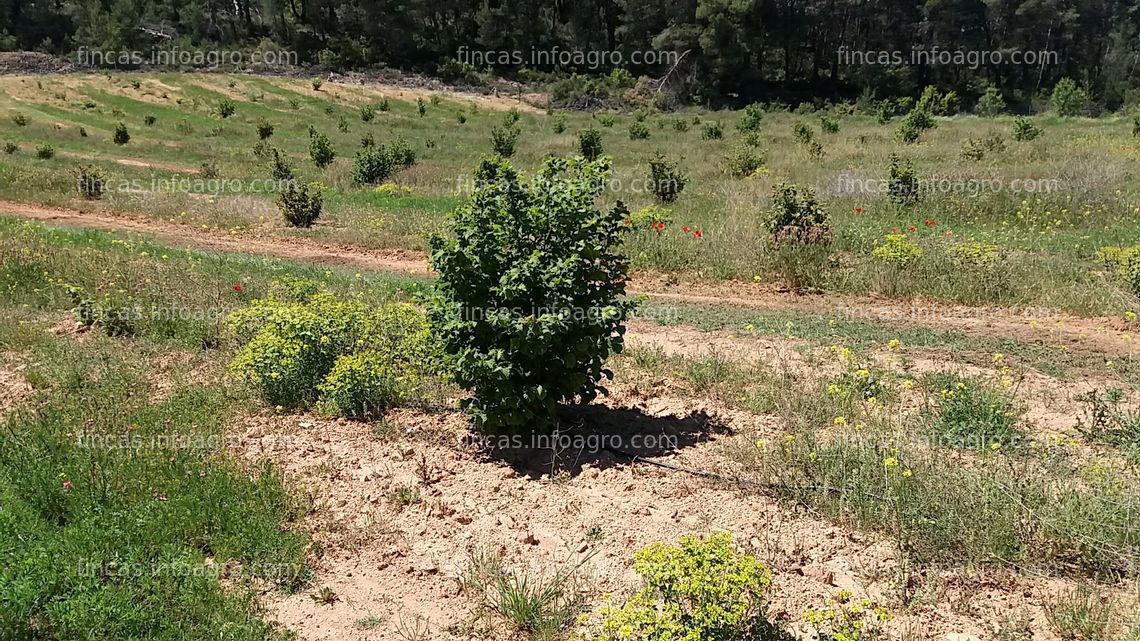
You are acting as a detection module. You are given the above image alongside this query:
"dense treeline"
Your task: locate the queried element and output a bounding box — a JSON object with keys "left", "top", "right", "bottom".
{"left": 3, "top": 0, "right": 1139, "bottom": 109}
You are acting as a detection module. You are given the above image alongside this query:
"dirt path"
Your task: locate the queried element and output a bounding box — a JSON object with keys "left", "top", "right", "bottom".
{"left": 1, "top": 199, "right": 1135, "bottom": 356}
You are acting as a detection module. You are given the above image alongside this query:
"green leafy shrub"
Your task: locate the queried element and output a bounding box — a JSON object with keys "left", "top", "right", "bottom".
{"left": 875, "top": 100, "right": 895, "bottom": 124}
{"left": 35, "top": 144, "right": 54, "bottom": 159}
{"left": 378, "top": 97, "right": 390, "bottom": 111}
{"left": 896, "top": 108, "right": 934, "bottom": 143}
{"left": 360, "top": 104, "right": 376, "bottom": 122}
{"left": 457, "top": 112, "right": 467, "bottom": 124}
{"left": 277, "top": 182, "right": 323, "bottom": 227}
{"left": 337, "top": 115, "right": 349, "bottom": 133}
{"left": 578, "top": 127, "right": 604, "bottom": 160}
{"left": 976, "top": 87, "right": 1006, "bottom": 116}
{"left": 143, "top": 114, "right": 156, "bottom": 126}
{"left": 11, "top": 112, "right": 27, "bottom": 126}
{"left": 309, "top": 130, "right": 336, "bottom": 168}
{"left": 923, "top": 374, "right": 1022, "bottom": 451}
{"left": 737, "top": 103, "right": 764, "bottom": 132}
{"left": 765, "top": 182, "right": 830, "bottom": 244}
{"left": 723, "top": 142, "right": 766, "bottom": 178}
{"left": 629, "top": 121, "right": 650, "bottom": 140}
{"left": 353, "top": 145, "right": 394, "bottom": 185}
{"left": 360, "top": 132, "right": 375, "bottom": 148}
{"left": 552, "top": 113, "right": 567, "bottom": 133}
{"left": 389, "top": 136, "right": 416, "bottom": 167}
{"left": 427, "top": 156, "right": 636, "bottom": 431}
{"left": 74, "top": 164, "right": 106, "bottom": 199}
{"left": 672, "top": 118, "right": 689, "bottom": 132}
{"left": 701, "top": 121, "right": 723, "bottom": 139}
{"left": 269, "top": 148, "right": 294, "bottom": 181}
{"left": 1051, "top": 77, "right": 1089, "bottom": 116}
{"left": 217, "top": 98, "right": 236, "bottom": 118}
{"left": 819, "top": 115, "right": 840, "bottom": 133}
{"left": 113, "top": 122, "right": 130, "bottom": 145}
{"left": 3, "top": 142, "right": 16, "bottom": 154}
{"left": 311, "top": 77, "right": 323, "bottom": 91}
{"left": 806, "top": 140, "right": 825, "bottom": 159}
{"left": 256, "top": 119, "right": 274, "bottom": 139}
{"left": 1012, "top": 117, "right": 1042, "bottom": 141}
{"left": 417, "top": 97, "right": 426, "bottom": 116}
{"left": 872, "top": 233, "right": 922, "bottom": 265}
{"left": 576, "top": 533, "right": 773, "bottom": 641}
{"left": 491, "top": 121, "right": 521, "bottom": 157}
{"left": 199, "top": 160, "right": 219, "bottom": 178}
{"left": 647, "top": 153, "right": 687, "bottom": 203}
{"left": 887, "top": 153, "right": 920, "bottom": 205}
{"left": 915, "top": 85, "right": 958, "bottom": 116}
{"left": 792, "top": 122, "right": 814, "bottom": 145}
{"left": 598, "top": 115, "right": 615, "bottom": 127}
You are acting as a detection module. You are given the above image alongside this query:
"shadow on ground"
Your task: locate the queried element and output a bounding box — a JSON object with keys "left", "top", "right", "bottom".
{"left": 473, "top": 402, "right": 731, "bottom": 480}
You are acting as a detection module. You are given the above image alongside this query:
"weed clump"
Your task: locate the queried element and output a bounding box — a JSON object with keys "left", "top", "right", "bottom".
{"left": 227, "top": 289, "right": 435, "bottom": 415}
{"left": 576, "top": 533, "right": 774, "bottom": 641}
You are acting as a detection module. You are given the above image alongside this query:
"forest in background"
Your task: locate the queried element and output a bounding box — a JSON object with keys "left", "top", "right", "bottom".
{"left": 2, "top": 0, "right": 1139, "bottom": 110}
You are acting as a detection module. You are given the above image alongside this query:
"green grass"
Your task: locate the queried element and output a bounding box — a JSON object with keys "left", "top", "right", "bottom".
{"left": 0, "top": 73, "right": 1138, "bottom": 314}
{"left": 617, "top": 344, "right": 1140, "bottom": 579}
{"left": 0, "top": 321, "right": 309, "bottom": 639}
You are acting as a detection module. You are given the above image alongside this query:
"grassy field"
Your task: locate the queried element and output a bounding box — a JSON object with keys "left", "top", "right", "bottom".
{"left": 0, "top": 73, "right": 1138, "bottom": 315}
{"left": 1, "top": 72, "right": 1139, "bottom": 641}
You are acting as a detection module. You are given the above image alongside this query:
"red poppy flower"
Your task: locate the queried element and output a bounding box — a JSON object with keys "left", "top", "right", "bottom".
{"left": 232, "top": 283, "right": 243, "bottom": 292}
{"left": 924, "top": 219, "right": 938, "bottom": 226}
{"left": 681, "top": 226, "right": 690, "bottom": 232}
{"left": 890, "top": 227, "right": 900, "bottom": 234}
{"left": 855, "top": 207, "right": 863, "bottom": 214}
{"left": 657, "top": 222, "right": 666, "bottom": 230}
{"left": 624, "top": 218, "right": 632, "bottom": 225}
{"left": 693, "top": 229, "right": 703, "bottom": 238}
{"left": 907, "top": 225, "right": 917, "bottom": 232}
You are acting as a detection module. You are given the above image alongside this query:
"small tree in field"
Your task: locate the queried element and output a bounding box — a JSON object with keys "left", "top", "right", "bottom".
{"left": 428, "top": 156, "right": 637, "bottom": 431}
